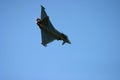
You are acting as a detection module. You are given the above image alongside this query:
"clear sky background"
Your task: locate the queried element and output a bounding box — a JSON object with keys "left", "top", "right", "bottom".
{"left": 0, "top": 0, "right": 120, "bottom": 80}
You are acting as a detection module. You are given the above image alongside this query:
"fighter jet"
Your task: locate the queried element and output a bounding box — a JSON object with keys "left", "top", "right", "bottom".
{"left": 36, "top": 6, "right": 71, "bottom": 46}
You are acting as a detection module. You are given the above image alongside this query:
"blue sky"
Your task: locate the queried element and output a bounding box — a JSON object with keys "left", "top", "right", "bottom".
{"left": 0, "top": 0, "right": 120, "bottom": 80}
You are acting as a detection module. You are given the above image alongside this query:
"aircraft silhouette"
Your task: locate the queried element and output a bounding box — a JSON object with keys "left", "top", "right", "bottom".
{"left": 36, "top": 6, "right": 71, "bottom": 46}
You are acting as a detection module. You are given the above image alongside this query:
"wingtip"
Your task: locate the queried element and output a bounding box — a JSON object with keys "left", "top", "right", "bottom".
{"left": 41, "top": 5, "right": 45, "bottom": 9}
